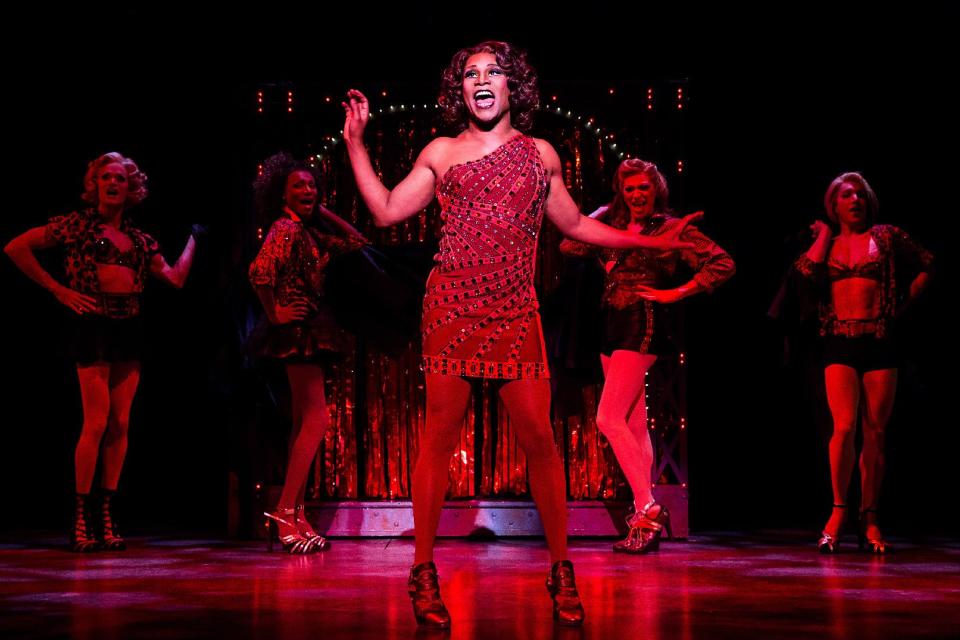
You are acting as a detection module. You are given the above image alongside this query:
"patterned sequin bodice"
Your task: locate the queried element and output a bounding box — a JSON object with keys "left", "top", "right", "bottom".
{"left": 44, "top": 209, "right": 160, "bottom": 293}
{"left": 249, "top": 215, "right": 363, "bottom": 312}
{"left": 422, "top": 134, "right": 550, "bottom": 379}
{"left": 794, "top": 224, "right": 935, "bottom": 338}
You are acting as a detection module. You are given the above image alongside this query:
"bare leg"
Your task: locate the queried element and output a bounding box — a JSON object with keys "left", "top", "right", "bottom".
{"left": 75, "top": 364, "right": 112, "bottom": 494}
{"left": 499, "top": 379, "right": 568, "bottom": 563}
{"left": 277, "top": 363, "right": 329, "bottom": 511}
{"left": 823, "top": 364, "right": 861, "bottom": 537}
{"left": 412, "top": 374, "right": 472, "bottom": 565}
{"left": 598, "top": 351, "right": 657, "bottom": 511}
{"left": 859, "top": 368, "right": 897, "bottom": 543}
{"left": 100, "top": 361, "right": 141, "bottom": 491}
{"left": 286, "top": 385, "right": 315, "bottom": 534}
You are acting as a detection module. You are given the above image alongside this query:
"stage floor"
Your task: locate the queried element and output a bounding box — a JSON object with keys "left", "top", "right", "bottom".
{"left": 2, "top": 533, "right": 959, "bottom": 639}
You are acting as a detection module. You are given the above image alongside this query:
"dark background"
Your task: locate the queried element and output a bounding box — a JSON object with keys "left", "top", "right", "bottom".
{"left": 1, "top": 3, "right": 955, "bottom": 536}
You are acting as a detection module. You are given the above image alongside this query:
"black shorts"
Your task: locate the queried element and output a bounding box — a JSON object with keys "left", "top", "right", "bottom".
{"left": 822, "top": 335, "right": 899, "bottom": 373}
{"left": 602, "top": 301, "right": 668, "bottom": 356}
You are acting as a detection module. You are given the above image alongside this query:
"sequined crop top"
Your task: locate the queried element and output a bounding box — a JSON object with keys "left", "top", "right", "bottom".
{"left": 94, "top": 237, "right": 139, "bottom": 269}
{"left": 44, "top": 209, "right": 161, "bottom": 293}
{"left": 826, "top": 256, "right": 883, "bottom": 282}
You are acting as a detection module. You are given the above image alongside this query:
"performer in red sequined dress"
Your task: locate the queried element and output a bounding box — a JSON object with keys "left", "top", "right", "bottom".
{"left": 422, "top": 133, "right": 551, "bottom": 380}
{"left": 343, "top": 41, "right": 699, "bottom": 628}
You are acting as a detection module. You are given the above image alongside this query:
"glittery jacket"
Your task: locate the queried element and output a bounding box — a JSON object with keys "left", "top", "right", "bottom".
{"left": 44, "top": 209, "right": 160, "bottom": 293}
{"left": 248, "top": 214, "right": 367, "bottom": 359}
{"left": 249, "top": 216, "right": 366, "bottom": 310}
{"left": 793, "top": 224, "right": 934, "bottom": 338}
{"left": 560, "top": 211, "right": 735, "bottom": 309}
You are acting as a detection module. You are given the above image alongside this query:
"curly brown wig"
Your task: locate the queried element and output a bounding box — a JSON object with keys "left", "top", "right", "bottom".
{"left": 438, "top": 40, "right": 539, "bottom": 133}
{"left": 81, "top": 152, "right": 148, "bottom": 207}
{"left": 252, "top": 152, "right": 320, "bottom": 225}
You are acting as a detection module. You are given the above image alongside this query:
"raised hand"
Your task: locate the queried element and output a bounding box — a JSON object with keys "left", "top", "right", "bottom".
{"left": 190, "top": 224, "right": 209, "bottom": 240}
{"left": 342, "top": 89, "right": 370, "bottom": 146}
{"left": 810, "top": 220, "right": 831, "bottom": 239}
